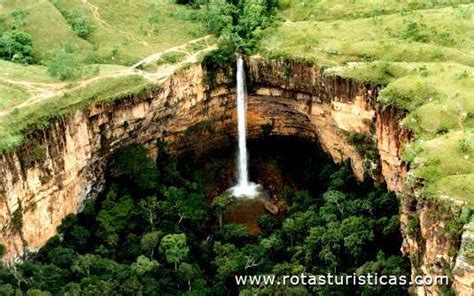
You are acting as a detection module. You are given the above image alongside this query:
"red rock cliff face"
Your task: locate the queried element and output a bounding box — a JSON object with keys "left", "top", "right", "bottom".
{"left": 0, "top": 57, "right": 471, "bottom": 295}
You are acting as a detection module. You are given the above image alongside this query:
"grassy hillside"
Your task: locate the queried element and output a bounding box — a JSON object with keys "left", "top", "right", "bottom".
{"left": 0, "top": 0, "right": 214, "bottom": 153}
{"left": 261, "top": 2, "right": 474, "bottom": 204}
{"left": 0, "top": 0, "right": 204, "bottom": 64}
{"left": 281, "top": 0, "right": 473, "bottom": 21}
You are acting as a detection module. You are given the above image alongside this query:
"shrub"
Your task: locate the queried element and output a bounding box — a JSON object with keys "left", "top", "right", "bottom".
{"left": 19, "top": 137, "right": 47, "bottom": 170}
{"left": 11, "top": 9, "right": 29, "bottom": 29}
{"left": 68, "top": 10, "right": 95, "bottom": 40}
{"left": 459, "top": 137, "right": 472, "bottom": 153}
{"left": 47, "top": 46, "right": 84, "bottom": 80}
{"left": 405, "top": 215, "right": 420, "bottom": 237}
{"left": 50, "top": 1, "right": 95, "bottom": 40}
{"left": 11, "top": 204, "right": 23, "bottom": 234}
{"left": 346, "top": 132, "right": 378, "bottom": 161}
{"left": 0, "top": 30, "right": 34, "bottom": 64}
{"left": 401, "top": 20, "right": 429, "bottom": 43}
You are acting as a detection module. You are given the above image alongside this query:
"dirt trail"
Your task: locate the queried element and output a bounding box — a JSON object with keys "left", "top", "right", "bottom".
{"left": 131, "top": 35, "right": 213, "bottom": 68}
{"left": 0, "top": 37, "right": 216, "bottom": 117}
{"left": 81, "top": 0, "right": 111, "bottom": 29}
{"left": 81, "top": 0, "right": 154, "bottom": 50}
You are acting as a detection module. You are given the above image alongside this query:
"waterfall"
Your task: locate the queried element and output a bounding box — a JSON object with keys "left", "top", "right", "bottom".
{"left": 230, "top": 56, "right": 260, "bottom": 198}
{"left": 236, "top": 56, "right": 249, "bottom": 187}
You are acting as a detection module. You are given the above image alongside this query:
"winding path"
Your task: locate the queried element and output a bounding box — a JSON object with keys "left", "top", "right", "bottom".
{"left": 0, "top": 36, "right": 215, "bottom": 117}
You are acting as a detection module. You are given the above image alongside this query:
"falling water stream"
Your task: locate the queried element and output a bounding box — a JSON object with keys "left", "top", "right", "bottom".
{"left": 229, "top": 56, "right": 260, "bottom": 198}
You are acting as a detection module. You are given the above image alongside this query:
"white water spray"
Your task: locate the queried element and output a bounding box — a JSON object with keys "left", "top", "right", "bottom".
{"left": 230, "top": 56, "right": 260, "bottom": 198}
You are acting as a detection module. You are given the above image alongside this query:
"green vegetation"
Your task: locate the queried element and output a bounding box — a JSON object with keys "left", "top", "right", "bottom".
{"left": 11, "top": 202, "right": 23, "bottom": 234}
{"left": 346, "top": 132, "right": 378, "bottom": 161}
{"left": 0, "top": 0, "right": 205, "bottom": 64}
{"left": 0, "top": 0, "right": 213, "bottom": 156}
{"left": 259, "top": 2, "right": 474, "bottom": 204}
{"left": 49, "top": 2, "right": 95, "bottom": 40}
{"left": 0, "top": 74, "right": 153, "bottom": 153}
{"left": 191, "top": 0, "right": 279, "bottom": 71}
{"left": 0, "top": 30, "right": 35, "bottom": 64}
{"left": 156, "top": 51, "right": 187, "bottom": 65}
{"left": 47, "top": 45, "right": 85, "bottom": 80}
{"left": 281, "top": 0, "right": 472, "bottom": 21}
{"left": 0, "top": 142, "right": 409, "bottom": 295}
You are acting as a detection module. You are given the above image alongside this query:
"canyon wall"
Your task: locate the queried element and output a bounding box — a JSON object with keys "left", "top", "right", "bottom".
{"left": 247, "top": 57, "right": 472, "bottom": 295}
{"left": 0, "top": 57, "right": 471, "bottom": 294}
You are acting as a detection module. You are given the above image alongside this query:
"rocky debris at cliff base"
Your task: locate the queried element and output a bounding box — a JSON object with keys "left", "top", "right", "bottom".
{"left": 264, "top": 200, "right": 279, "bottom": 215}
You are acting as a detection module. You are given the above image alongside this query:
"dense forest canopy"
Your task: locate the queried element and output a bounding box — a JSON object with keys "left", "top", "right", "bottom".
{"left": 0, "top": 139, "right": 411, "bottom": 295}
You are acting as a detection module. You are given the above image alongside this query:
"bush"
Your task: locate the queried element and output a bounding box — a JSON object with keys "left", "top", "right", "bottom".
{"left": 459, "top": 137, "right": 472, "bottom": 153}
{"left": 346, "top": 132, "right": 378, "bottom": 160}
{"left": 401, "top": 20, "right": 429, "bottom": 43}
{"left": 0, "top": 30, "right": 34, "bottom": 64}
{"left": 68, "top": 10, "right": 95, "bottom": 40}
{"left": 47, "top": 46, "right": 84, "bottom": 80}
{"left": 50, "top": 1, "right": 95, "bottom": 40}
{"left": 11, "top": 9, "right": 29, "bottom": 29}
{"left": 11, "top": 204, "right": 23, "bottom": 234}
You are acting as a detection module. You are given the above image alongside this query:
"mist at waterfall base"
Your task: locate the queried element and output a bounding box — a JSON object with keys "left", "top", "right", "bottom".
{"left": 228, "top": 56, "right": 261, "bottom": 198}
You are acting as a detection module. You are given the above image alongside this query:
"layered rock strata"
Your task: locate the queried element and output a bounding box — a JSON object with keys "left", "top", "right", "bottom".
{"left": 0, "top": 57, "right": 471, "bottom": 295}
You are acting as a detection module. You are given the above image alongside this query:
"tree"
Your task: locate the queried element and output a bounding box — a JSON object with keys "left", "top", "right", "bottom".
{"left": 68, "top": 10, "right": 94, "bottom": 40}
{"left": 110, "top": 145, "right": 158, "bottom": 193}
{"left": 211, "top": 194, "right": 234, "bottom": 228}
{"left": 140, "top": 231, "right": 161, "bottom": 259}
{"left": 235, "top": 0, "right": 271, "bottom": 52}
{"left": 282, "top": 211, "right": 315, "bottom": 247}
{"left": 199, "top": 0, "right": 277, "bottom": 54}
{"left": 26, "top": 289, "right": 51, "bottom": 296}
{"left": 0, "top": 284, "right": 15, "bottom": 296}
{"left": 47, "top": 46, "right": 83, "bottom": 80}
{"left": 139, "top": 196, "right": 160, "bottom": 229}
{"left": 161, "top": 186, "right": 207, "bottom": 224}
{"left": 322, "top": 190, "right": 347, "bottom": 217}
{"left": 213, "top": 242, "right": 245, "bottom": 280}
{"left": 46, "top": 247, "right": 76, "bottom": 269}
{"left": 178, "top": 263, "right": 200, "bottom": 291}
{"left": 159, "top": 234, "right": 189, "bottom": 271}
{"left": 340, "top": 216, "right": 374, "bottom": 263}
{"left": 71, "top": 254, "right": 96, "bottom": 277}
{"left": 257, "top": 214, "right": 280, "bottom": 234}
{"left": 131, "top": 255, "right": 159, "bottom": 275}
{"left": 96, "top": 196, "right": 135, "bottom": 248}
{"left": 199, "top": 0, "right": 235, "bottom": 36}
{"left": 260, "top": 234, "right": 283, "bottom": 255}
{"left": 0, "top": 30, "right": 34, "bottom": 64}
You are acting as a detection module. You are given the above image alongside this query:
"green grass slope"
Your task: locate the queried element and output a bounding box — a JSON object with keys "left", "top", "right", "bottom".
{"left": 281, "top": 0, "right": 473, "bottom": 21}
{"left": 0, "top": 0, "right": 92, "bottom": 61}
{"left": 1, "top": 0, "right": 204, "bottom": 65}
{"left": 0, "top": 0, "right": 211, "bottom": 154}
{"left": 261, "top": 2, "right": 474, "bottom": 204}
